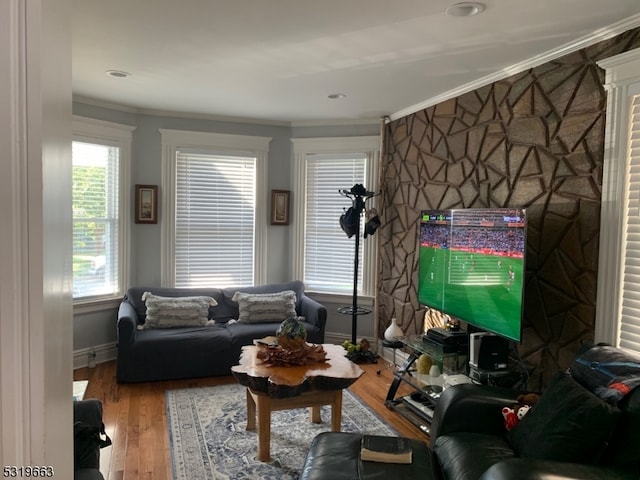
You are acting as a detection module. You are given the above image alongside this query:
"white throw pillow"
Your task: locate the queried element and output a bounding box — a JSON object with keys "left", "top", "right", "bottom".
{"left": 142, "top": 292, "right": 217, "bottom": 328}
{"left": 232, "top": 290, "right": 297, "bottom": 324}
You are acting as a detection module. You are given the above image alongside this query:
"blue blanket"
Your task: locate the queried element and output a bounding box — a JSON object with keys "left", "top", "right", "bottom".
{"left": 569, "top": 345, "right": 640, "bottom": 405}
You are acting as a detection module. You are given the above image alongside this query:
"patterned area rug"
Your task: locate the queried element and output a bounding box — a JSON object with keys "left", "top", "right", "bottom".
{"left": 166, "top": 383, "right": 397, "bottom": 480}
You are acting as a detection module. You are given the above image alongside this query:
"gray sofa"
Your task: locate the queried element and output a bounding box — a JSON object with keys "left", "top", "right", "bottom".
{"left": 116, "top": 280, "right": 327, "bottom": 383}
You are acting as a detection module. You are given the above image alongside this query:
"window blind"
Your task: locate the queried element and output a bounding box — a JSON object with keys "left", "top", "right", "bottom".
{"left": 175, "top": 151, "right": 256, "bottom": 288}
{"left": 621, "top": 93, "right": 640, "bottom": 354}
{"left": 304, "top": 154, "right": 366, "bottom": 293}
{"left": 72, "top": 141, "right": 120, "bottom": 298}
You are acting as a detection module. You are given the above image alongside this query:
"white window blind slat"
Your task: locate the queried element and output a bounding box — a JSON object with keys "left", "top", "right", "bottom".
{"left": 175, "top": 151, "right": 256, "bottom": 288}
{"left": 621, "top": 93, "right": 640, "bottom": 354}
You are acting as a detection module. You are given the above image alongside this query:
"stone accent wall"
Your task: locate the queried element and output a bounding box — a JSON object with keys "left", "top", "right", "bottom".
{"left": 379, "top": 29, "right": 640, "bottom": 390}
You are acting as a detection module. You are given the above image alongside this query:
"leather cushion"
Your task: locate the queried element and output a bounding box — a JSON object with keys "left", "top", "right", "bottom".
{"left": 480, "top": 458, "right": 638, "bottom": 480}
{"left": 508, "top": 372, "right": 621, "bottom": 464}
{"left": 300, "top": 432, "right": 431, "bottom": 480}
{"left": 434, "top": 432, "right": 515, "bottom": 480}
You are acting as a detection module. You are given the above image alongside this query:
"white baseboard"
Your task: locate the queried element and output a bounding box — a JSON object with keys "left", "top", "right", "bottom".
{"left": 73, "top": 342, "right": 117, "bottom": 370}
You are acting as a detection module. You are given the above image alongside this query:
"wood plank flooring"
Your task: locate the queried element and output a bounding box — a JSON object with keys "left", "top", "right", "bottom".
{"left": 74, "top": 356, "right": 427, "bottom": 480}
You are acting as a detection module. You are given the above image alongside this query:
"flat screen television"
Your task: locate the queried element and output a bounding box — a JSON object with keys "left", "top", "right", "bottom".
{"left": 418, "top": 208, "right": 526, "bottom": 342}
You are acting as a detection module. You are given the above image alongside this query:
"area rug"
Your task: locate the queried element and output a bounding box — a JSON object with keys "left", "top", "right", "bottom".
{"left": 166, "top": 383, "right": 398, "bottom": 480}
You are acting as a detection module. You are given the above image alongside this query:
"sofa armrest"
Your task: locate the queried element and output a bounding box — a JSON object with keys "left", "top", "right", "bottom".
{"left": 117, "top": 300, "right": 138, "bottom": 345}
{"left": 430, "top": 383, "right": 519, "bottom": 441}
{"left": 299, "top": 295, "right": 327, "bottom": 333}
{"left": 481, "top": 458, "right": 637, "bottom": 480}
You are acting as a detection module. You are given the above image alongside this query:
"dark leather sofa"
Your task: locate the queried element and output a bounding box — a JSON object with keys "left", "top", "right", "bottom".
{"left": 300, "top": 344, "right": 640, "bottom": 480}
{"left": 116, "top": 280, "right": 326, "bottom": 383}
{"left": 429, "top": 344, "right": 640, "bottom": 480}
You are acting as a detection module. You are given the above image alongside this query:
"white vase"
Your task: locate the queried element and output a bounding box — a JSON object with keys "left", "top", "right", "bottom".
{"left": 384, "top": 317, "right": 404, "bottom": 341}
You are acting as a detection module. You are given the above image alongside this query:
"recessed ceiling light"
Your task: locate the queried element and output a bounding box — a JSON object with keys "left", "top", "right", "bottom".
{"left": 328, "top": 93, "right": 347, "bottom": 100}
{"left": 105, "top": 70, "right": 131, "bottom": 78}
{"left": 445, "top": 2, "right": 485, "bottom": 17}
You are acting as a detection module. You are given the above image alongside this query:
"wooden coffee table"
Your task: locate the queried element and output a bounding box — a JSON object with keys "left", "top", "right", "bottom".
{"left": 231, "top": 343, "right": 364, "bottom": 462}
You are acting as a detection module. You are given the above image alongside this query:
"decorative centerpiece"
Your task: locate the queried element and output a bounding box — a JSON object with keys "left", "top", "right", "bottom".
{"left": 255, "top": 317, "right": 326, "bottom": 366}
{"left": 276, "top": 316, "right": 307, "bottom": 350}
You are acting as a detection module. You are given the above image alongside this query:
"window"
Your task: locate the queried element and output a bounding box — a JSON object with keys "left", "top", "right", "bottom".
{"left": 72, "top": 116, "right": 134, "bottom": 303}
{"left": 160, "top": 129, "right": 270, "bottom": 287}
{"left": 292, "top": 136, "right": 380, "bottom": 296}
{"left": 595, "top": 49, "right": 640, "bottom": 355}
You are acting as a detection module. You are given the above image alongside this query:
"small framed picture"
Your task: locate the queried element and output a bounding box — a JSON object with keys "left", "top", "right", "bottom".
{"left": 270, "top": 190, "right": 290, "bottom": 225}
{"left": 135, "top": 184, "right": 158, "bottom": 224}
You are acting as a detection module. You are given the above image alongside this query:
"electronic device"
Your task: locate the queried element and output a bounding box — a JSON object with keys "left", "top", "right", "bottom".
{"left": 469, "top": 332, "right": 509, "bottom": 370}
{"left": 418, "top": 208, "right": 527, "bottom": 342}
{"left": 425, "top": 327, "right": 469, "bottom": 345}
{"left": 443, "top": 374, "right": 473, "bottom": 388}
{"left": 422, "top": 327, "right": 469, "bottom": 353}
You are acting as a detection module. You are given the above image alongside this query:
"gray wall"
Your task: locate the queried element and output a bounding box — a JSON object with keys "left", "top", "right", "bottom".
{"left": 72, "top": 101, "right": 379, "bottom": 357}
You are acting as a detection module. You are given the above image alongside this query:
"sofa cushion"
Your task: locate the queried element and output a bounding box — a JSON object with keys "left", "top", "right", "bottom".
{"left": 232, "top": 290, "right": 297, "bottom": 323}
{"left": 508, "top": 372, "right": 621, "bottom": 464}
{"left": 434, "top": 432, "right": 516, "bottom": 480}
{"left": 142, "top": 292, "right": 217, "bottom": 328}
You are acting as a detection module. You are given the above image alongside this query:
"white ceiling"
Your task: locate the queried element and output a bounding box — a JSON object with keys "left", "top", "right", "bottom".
{"left": 72, "top": 0, "right": 640, "bottom": 125}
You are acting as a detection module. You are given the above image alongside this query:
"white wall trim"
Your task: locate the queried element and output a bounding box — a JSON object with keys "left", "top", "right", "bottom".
{"left": 73, "top": 343, "right": 118, "bottom": 370}
{"left": 594, "top": 49, "right": 640, "bottom": 345}
{"left": 72, "top": 115, "right": 136, "bottom": 303}
{"left": 159, "top": 128, "right": 271, "bottom": 286}
{"left": 390, "top": 14, "right": 640, "bottom": 122}
{"left": 1, "top": 0, "right": 72, "bottom": 473}
{"left": 0, "top": 0, "right": 30, "bottom": 464}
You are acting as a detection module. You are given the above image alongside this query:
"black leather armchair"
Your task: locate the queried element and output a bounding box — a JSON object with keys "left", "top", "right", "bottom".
{"left": 430, "top": 345, "right": 640, "bottom": 480}
{"left": 74, "top": 399, "right": 109, "bottom": 480}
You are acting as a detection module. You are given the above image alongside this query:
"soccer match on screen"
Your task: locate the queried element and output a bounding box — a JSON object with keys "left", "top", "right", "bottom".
{"left": 418, "top": 209, "right": 526, "bottom": 342}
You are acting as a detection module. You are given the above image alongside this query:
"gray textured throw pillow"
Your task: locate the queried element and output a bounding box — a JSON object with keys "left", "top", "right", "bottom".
{"left": 142, "top": 292, "right": 217, "bottom": 328}
{"left": 232, "top": 290, "right": 297, "bottom": 323}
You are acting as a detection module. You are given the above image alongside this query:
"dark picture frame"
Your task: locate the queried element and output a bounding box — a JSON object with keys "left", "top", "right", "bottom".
{"left": 135, "top": 184, "right": 158, "bottom": 224}
{"left": 270, "top": 189, "right": 290, "bottom": 225}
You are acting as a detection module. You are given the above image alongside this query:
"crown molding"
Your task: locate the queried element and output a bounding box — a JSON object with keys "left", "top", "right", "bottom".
{"left": 73, "top": 94, "right": 379, "bottom": 128}
{"left": 73, "top": 94, "right": 291, "bottom": 127}
{"left": 290, "top": 117, "right": 380, "bottom": 128}
{"left": 390, "top": 14, "right": 640, "bottom": 122}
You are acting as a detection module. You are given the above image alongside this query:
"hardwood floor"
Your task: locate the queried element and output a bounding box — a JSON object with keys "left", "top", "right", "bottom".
{"left": 74, "top": 357, "right": 428, "bottom": 480}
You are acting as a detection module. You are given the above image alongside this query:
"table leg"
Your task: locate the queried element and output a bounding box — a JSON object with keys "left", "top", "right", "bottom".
{"left": 246, "top": 389, "right": 256, "bottom": 431}
{"left": 310, "top": 405, "right": 321, "bottom": 423}
{"left": 256, "top": 395, "right": 271, "bottom": 462}
{"left": 330, "top": 390, "right": 342, "bottom": 431}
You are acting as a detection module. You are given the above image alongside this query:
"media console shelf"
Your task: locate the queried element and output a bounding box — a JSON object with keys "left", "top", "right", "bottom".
{"left": 384, "top": 335, "right": 468, "bottom": 435}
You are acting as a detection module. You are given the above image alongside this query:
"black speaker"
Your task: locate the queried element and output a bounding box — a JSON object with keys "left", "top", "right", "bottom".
{"left": 470, "top": 333, "right": 509, "bottom": 370}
